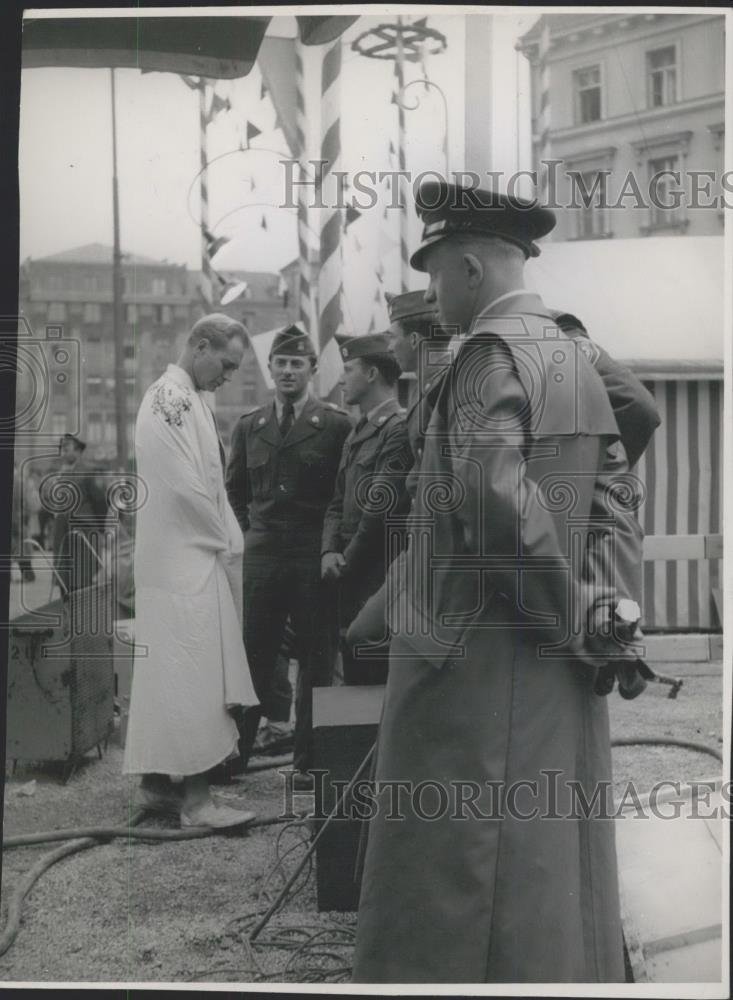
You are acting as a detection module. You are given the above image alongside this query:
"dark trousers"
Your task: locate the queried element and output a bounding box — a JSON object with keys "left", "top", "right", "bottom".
{"left": 338, "top": 568, "right": 389, "bottom": 687}
{"left": 243, "top": 548, "right": 337, "bottom": 771}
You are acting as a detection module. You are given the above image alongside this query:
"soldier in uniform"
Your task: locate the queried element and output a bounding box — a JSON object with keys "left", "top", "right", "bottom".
{"left": 353, "top": 181, "right": 634, "bottom": 983}
{"left": 321, "top": 334, "right": 412, "bottom": 685}
{"left": 549, "top": 310, "right": 660, "bottom": 469}
{"left": 344, "top": 293, "right": 452, "bottom": 657}
{"left": 226, "top": 326, "right": 351, "bottom": 788}
{"left": 50, "top": 433, "right": 108, "bottom": 593}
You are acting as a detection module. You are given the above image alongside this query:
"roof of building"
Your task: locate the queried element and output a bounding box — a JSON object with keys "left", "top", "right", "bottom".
{"left": 187, "top": 269, "right": 283, "bottom": 302}
{"left": 519, "top": 13, "right": 608, "bottom": 43}
{"left": 30, "top": 243, "right": 182, "bottom": 267}
{"left": 526, "top": 235, "right": 723, "bottom": 369}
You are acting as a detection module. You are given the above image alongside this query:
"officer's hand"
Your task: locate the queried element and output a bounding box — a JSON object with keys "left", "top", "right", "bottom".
{"left": 321, "top": 551, "right": 346, "bottom": 581}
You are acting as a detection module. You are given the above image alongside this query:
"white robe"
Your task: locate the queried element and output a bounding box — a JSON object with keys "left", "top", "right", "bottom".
{"left": 122, "top": 364, "right": 258, "bottom": 776}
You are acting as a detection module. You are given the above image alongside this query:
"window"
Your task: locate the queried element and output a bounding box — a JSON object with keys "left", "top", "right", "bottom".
{"left": 103, "top": 418, "right": 116, "bottom": 445}
{"left": 647, "top": 46, "right": 677, "bottom": 108}
{"left": 124, "top": 344, "right": 135, "bottom": 360}
{"left": 573, "top": 66, "right": 602, "bottom": 124}
{"left": 87, "top": 414, "right": 103, "bottom": 443}
{"left": 571, "top": 171, "right": 609, "bottom": 238}
{"left": 87, "top": 377, "right": 102, "bottom": 395}
{"left": 48, "top": 302, "right": 67, "bottom": 322}
{"left": 125, "top": 377, "right": 136, "bottom": 398}
{"left": 152, "top": 278, "right": 167, "bottom": 295}
{"left": 154, "top": 304, "right": 173, "bottom": 325}
{"left": 126, "top": 304, "right": 138, "bottom": 324}
{"left": 648, "top": 155, "right": 683, "bottom": 228}
{"left": 84, "top": 303, "right": 102, "bottom": 323}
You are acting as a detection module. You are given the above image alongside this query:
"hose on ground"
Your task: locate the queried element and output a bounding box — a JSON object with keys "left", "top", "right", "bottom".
{"left": 0, "top": 810, "right": 302, "bottom": 958}
{"left": 611, "top": 737, "right": 723, "bottom": 763}
{"left": 0, "top": 738, "right": 721, "bottom": 963}
{"left": 2, "top": 810, "right": 303, "bottom": 849}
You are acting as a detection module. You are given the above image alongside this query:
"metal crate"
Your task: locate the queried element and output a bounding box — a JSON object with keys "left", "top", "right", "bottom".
{"left": 6, "top": 583, "right": 114, "bottom": 778}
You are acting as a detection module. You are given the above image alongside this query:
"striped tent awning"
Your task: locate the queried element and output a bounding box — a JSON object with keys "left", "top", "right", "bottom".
{"left": 637, "top": 378, "right": 723, "bottom": 630}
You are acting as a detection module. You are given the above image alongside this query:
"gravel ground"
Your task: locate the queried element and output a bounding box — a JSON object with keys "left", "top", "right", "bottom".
{"left": 0, "top": 659, "right": 724, "bottom": 986}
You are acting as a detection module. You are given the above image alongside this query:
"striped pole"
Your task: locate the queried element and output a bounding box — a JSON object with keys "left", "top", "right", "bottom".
{"left": 395, "top": 19, "right": 409, "bottom": 293}
{"left": 199, "top": 80, "right": 214, "bottom": 310}
{"left": 538, "top": 17, "right": 551, "bottom": 205}
{"left": 295, "top": 40, "right": 312, "bottom": 340}
{"left": 317, "top": 39, "right": 344, "bottom": 397}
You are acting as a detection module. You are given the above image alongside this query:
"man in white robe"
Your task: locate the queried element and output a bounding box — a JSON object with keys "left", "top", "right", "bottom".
{"left": 123, "top": 314, "right": 258, "bottom": 828}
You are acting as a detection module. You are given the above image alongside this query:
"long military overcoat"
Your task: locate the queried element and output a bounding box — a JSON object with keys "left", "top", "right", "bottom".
{"left": 353, "top": 293, "right": 627, "bottom": 984}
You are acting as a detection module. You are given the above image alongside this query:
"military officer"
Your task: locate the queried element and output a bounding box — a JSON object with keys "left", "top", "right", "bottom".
{"left": 353, "top": 181, "right": 630, "bottom": 983}
{"left": 321, "top": 333, "right": 412, "bottom": 685}
{"left": 226, "top": 326, "right": 351, "bottom": 787}
{"left": 348, "top": 298, "right": 662, "bottom": 659}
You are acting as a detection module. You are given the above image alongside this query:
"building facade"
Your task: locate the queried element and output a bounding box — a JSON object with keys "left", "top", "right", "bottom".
{"left": 518, "top": 12, "right": 726, "bottom": 242}
{"left": 519, "top": 13, "right": 725, "bottom": 635}
{"left": 18, "top": 245, "right": 290, "bottom": 463}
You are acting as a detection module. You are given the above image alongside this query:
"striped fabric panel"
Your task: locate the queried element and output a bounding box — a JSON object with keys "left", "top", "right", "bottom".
{"left": 394, "top": 25, "right": 409, "bottom": 294}
{"left": 317, "top": 39, "right": 344, "bottom": 397}
{"left": 538, "top": 17, "right": 551, "bottom": 204}
{"left": 199, "top": 82, "right": 213, "bottom": 309}
{"left": 638, "top": 379, "right": 722, "bottom": 630}
{"left": 294, "top": 40, "right": 311, "bottom": 336}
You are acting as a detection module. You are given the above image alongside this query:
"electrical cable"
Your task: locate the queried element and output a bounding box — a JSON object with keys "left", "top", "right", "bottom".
{"left": 248, "top": 741, "right": 375, "bottom": 942}
{"left": 2, "top": 736, "right": 721, "bottom": 976}
{"left": 611, "top": 737, "right": 723, "bottom": 763}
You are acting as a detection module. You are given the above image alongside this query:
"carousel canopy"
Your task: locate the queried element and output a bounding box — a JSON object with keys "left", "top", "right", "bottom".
{"left": 21, "top": 13, "right": 358, "bottom": 78}
{"left": 526, "top": 235, "right": 724, "bottom": 375}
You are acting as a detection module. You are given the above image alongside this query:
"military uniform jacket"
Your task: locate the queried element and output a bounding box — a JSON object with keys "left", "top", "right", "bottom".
{"left": 321, "top": 397, "right": 412, "bottom": 582}
{"left": 226, "top": 396, "right": 351, "bottom": 553}
{"left": 404, "top": 367, "right": 450, "bottom": 502}
{"left": 563, "top": 325, "right": 660, "bottom": 469}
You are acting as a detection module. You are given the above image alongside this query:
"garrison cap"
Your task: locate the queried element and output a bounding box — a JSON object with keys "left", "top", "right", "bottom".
{"left": 59, "top": 432, "right": 86, "bottom": 453}
{"left": 269, "top": 324, "right": 316, "bottom": 359}
{"left": 410, "top": 179, "right": 557, "bottom": 271}
{"left": 386, "top": 290, "right": 436, "bottom": 324}
{"left": 337, "top": 333, "right": 393, "bottom": 361}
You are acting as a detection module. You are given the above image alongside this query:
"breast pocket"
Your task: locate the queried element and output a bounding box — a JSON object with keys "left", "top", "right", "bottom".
{"left": 298, "top": 448, "right": 332, "bottom": 497}
{"left": 246, "top": 441, "right": 272, "bottom": 500}
{"left": 351, "top": 444, "right": 382, "bottom": 517}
